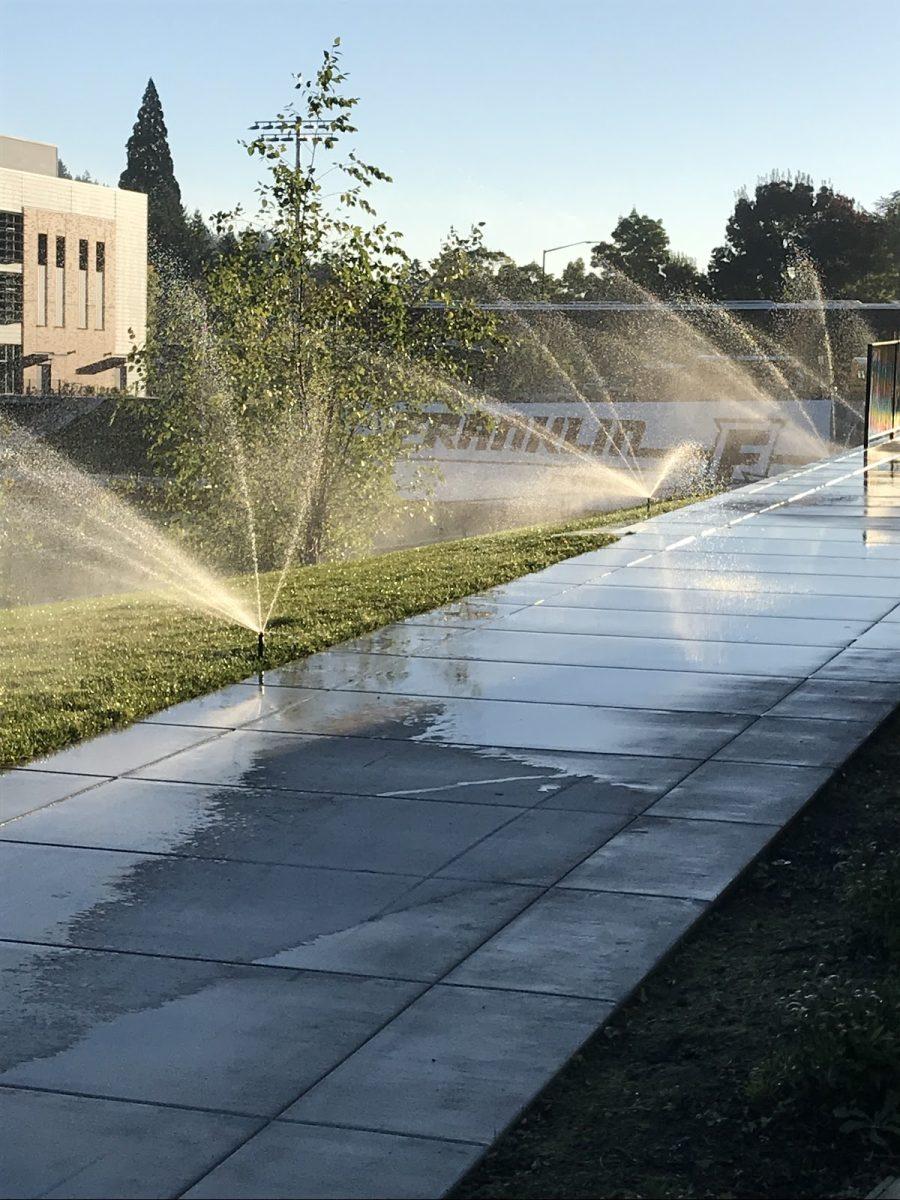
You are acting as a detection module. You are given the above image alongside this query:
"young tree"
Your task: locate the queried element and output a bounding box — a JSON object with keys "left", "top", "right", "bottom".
{"left": 136, "top": 44, "right": 499, "bottom": 568}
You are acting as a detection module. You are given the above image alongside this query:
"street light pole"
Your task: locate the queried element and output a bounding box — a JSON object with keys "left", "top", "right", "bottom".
{"left": 540, "top": 239, "right": 603, "bottom": 300}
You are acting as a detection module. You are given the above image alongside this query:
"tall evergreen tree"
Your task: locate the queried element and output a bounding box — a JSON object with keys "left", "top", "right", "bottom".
{"left": 120, "top": 79, "right": 190, "bottom": 262}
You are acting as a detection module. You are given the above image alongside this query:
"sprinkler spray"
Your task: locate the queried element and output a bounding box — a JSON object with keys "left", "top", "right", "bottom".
{"left": 257, "top": 629, "right": 265, "bottom": 658}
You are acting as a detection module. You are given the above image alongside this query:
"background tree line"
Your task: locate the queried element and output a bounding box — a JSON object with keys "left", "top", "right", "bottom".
{"left": 116, "top": 77, "right": 898, "bottom": 304}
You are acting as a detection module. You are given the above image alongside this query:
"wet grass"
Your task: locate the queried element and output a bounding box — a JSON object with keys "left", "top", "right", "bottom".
{"left": 0, "top": 497, "right": 690, "bottom": 768}
{"left": 454, "top": 707, "right": 900, "bottom": 1200}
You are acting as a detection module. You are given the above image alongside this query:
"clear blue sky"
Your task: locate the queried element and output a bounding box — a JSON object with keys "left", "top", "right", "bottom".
{"left": 4, "top": 0, "right": 897, "bottom": 271}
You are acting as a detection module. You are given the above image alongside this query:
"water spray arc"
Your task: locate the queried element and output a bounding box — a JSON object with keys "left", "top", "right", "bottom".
{"left": 1, "top": 256, "right": 872, "bottom": 646}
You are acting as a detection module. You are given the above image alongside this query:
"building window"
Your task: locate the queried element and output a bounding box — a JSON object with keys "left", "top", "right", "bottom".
{"left": 0, "top": 273, "right": 23, "bottom": 323}
{"left": 55, "top": 236, "right": 66, "bottom": 326}
{"left": 0, "top": 344, "right": 22, "bottom": 394}
{"left": 36, "top": 234, "right": 48, "bottom": 325}
{"left": 78, "top": 238, "right": 89, "bottom": 328}
{"left": 0, "top": 212, "right": 24, "bottom": 265}
{"left": 94, "top": 240, "right": 105, "bottom": 330}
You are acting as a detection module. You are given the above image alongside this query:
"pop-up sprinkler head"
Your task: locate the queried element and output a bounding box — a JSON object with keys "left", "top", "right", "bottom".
{"left": 257, "top": 629, "right": 265, "bottom": 658}
{"left": 646, "top": 496, "right": 652, "bottom": 517}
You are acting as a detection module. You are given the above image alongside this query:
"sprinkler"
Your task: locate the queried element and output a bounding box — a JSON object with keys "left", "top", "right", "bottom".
{"left": 257, "top": 629, "right": 265, "bottom": 658}
{"left": 646, "top": 496, "right": 652, "bottom": 517}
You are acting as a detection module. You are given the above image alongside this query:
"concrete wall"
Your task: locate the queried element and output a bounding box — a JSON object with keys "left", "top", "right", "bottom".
{"left": 0, "top": 136, "right": 57, "bottom": 177}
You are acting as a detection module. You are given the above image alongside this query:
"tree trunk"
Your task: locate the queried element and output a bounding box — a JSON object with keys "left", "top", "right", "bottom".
{"left": 300, "top": 476, "right": 328, "bottom": 564}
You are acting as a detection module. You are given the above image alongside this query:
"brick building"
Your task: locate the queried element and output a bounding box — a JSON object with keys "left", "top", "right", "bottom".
{"left": 0, "top": 135, "right": 147, "bottom": 394}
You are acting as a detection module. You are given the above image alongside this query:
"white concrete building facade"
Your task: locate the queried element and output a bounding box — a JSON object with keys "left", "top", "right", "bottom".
{"left": 0, "top": 135, "right": 147, "bottom": 394}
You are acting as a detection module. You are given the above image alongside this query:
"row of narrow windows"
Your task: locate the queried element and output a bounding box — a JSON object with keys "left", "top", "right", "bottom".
{"left": 0, "top": 214, "right": 107, "bottom": 329}
{"left": 35, "top": 233, "right": 106, "bottom": 330}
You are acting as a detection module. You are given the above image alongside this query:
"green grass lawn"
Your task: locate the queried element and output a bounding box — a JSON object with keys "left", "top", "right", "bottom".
{"left": 0, "top": 498, "right": 693, "bottom": 769}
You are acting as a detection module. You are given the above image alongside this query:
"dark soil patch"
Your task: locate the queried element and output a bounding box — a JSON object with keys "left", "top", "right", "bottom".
{"left": 455, "top": 708, "right": 900, "bottom": 1200}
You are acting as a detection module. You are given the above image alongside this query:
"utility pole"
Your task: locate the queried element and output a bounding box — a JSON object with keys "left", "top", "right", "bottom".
{"left": 248, "top": 117, "right": 331, "bottom": 346}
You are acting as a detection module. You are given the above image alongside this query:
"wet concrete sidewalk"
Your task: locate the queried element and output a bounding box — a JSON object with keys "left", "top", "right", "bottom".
{"left": 3, "top": 445, "right": 900, "bottom": 1199}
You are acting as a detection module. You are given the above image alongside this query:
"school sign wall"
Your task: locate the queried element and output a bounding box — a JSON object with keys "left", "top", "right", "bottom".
{"left": 404, "top": 397, "right": 834, "bottom": 502}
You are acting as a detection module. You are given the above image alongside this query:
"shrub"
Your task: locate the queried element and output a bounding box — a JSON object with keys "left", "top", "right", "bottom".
{"left": 841, "top": 844, "right": 900, "bottom": 959}
{"left": 747, "top": 969, "right": 900, "bottom": 1144}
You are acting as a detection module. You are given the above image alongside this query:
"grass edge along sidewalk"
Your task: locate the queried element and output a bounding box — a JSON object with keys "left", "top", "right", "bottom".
{"left": 455, "top": 706, "right": 900, "bottom": 1200}
{"left": 0, "top": 496, "right": 696, "bottom": 768}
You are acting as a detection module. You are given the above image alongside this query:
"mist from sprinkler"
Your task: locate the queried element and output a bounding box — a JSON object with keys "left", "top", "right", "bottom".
{"left": 1, "top": 256, "right": 869, "bottom": 644}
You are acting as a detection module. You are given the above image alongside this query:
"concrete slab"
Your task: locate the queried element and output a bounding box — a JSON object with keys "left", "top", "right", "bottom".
{"left": 467, "top": 580, "right": 574, "bottom": 605}
{"left": 0, "top": 943, "right": 420, "bottom": 1114}
{"left": 625, "top": 523, "right": 900, "bottom": 544}
{"left": 488, "top": 605, "right": 870, "bottom": 646}
{"left": 267, "top": 653, "right": 799, "bottom": 715}
{"left": 535, "top": 754, "right": 700, "bottom": 815}
{"left": 436, "top": 808, "right": 629, "bottom": 885}
{"left": 0, "top": 1087, "right": 260, "bottom": 1200}
{"left": 765, "top": 678, "right": 900, "bottom": 722}
{"left": 270, "top": 648, "right": 801, "bottom": 710}
{"left": 816, "top": 646, "right": 900, "bottom": 681}
{"left": 601, "top": 566, "right": 900, "bottom": 597}
{"left": 623, "top": 535, "right": 900, "bottom": 559}
{"left": 535, "top": 584, "right": 893, "bottom": 621}
{"left": 713, "top": 714, "right": 874, "bottom": 767}
{"left": 285, "top": 984, "right": 607, "bottom": 1143}
{"left": 647, "top": 550, "right": 900, "bottom": 578}
{"left": 333, "top": 623, "right": 841, "bottom": 676}
{"left": 245, "top": 692, "right": 750, "bottom": 760}
{"left": 140, "top": 682, "right": 301, "bottom": 729}
{"left": 0, "top": 770, "right": 107, "bottom": 823}
{"left": 18, "top": 723, "right": 222, "bottom": 778}
{"left": 0, "top": 842, "right": 418, "bottom": 961}
{"left": 446, "top": 888, "right": 703, "bottom": 1001}
{"left": 129, "top": 730, "right": 695, "bottom": 809}
{"left": 850, "top": 622, "right": 900, "bottom": 649}
{"left": 647, "top": 760, "right": 831, "bottom": 824}
{"left": 0, "top": 777, "right": 516, "bottom": 874}
{"left": 184, "top": 1122, "right": 483, "bottom": 1200}
{"left": 560, "top": 815, "right": 777, "bottom": 900}
{"left": 259, "top": 878, "right": 539, "bottom": 981}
